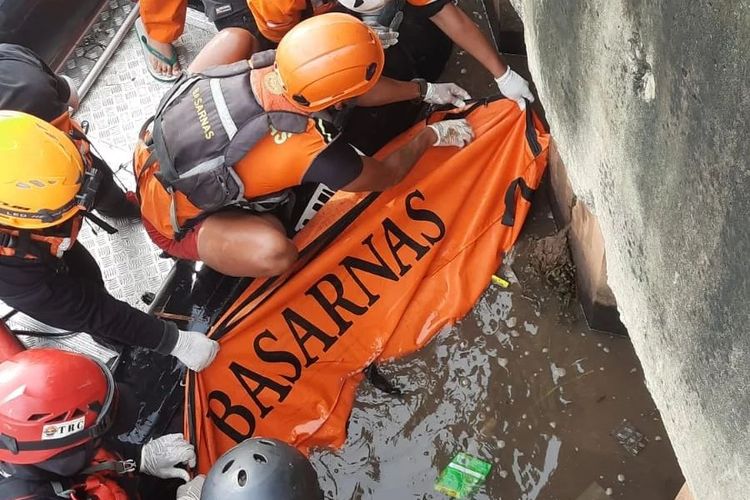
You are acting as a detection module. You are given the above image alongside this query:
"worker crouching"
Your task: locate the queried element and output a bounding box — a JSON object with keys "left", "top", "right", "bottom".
{"left": 135, "top": 13, "right": 476, "bottom": 278}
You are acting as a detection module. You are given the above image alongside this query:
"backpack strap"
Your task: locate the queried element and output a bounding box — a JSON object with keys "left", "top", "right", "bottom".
{"left": 51, "top": 480, "right": 74, "bottom": 498}
{"left": 195, "top": 59, "right": 251, "bottom": 79}
{"left": 249, "top": 49, "right": 276, "bottom": 69}
{"left": 150, "top": 74, "right": 203, "bottom": 187}
{"left": 80, "top": 459, "right": 137, "bottom": 476}
{"left": 224, "top": 111, "right": 310, "bottom": 166}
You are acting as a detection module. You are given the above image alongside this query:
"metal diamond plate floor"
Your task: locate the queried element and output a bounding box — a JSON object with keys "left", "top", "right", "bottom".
{"left": 59, "top": 0, "right": 137, "bottom": 89}
{"left": 3, "top": 11, "right": 217, "bottom": 364}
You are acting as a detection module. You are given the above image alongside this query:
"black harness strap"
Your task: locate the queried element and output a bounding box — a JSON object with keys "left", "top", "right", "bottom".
{"left": 302, "top": 0, "right": 315, "bottom": 20}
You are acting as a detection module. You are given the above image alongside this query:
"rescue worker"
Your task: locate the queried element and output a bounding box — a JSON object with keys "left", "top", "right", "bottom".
{"left": 137, "top": 0, "right": 262, "bottom": 81}
{"left": 0, "top": 44, "right": 218, "bottom": 372}
{"left": 135, "top": 14, "right": 476, "bottom": 278}
{"left": 175, "top": 438, "right": 323, "bottom": 500}
{"left": 230, "top": 0, "right": 535, "bottom": 110}
{"left": 136, "top": 0, "right": 401, "bottom": 81}
{"left": 0, "top": 348, "right": 197, "bottom": 499}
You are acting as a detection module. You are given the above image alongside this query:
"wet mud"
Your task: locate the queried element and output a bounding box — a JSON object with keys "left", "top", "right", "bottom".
{"left": 310, "top": 191, "right": 684, "bottom": 499}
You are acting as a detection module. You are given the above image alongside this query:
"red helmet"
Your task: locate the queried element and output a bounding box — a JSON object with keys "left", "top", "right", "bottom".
{"left": 0, "top": 348, "right": 115, "bottom": 464}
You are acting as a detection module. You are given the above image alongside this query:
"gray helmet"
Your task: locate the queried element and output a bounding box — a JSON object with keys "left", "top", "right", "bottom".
{"left": 201, "top": 438, "right": 324, "bottom": 500}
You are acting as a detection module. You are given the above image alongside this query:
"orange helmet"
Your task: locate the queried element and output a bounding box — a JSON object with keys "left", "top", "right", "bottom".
{"left": 275, "top": 13, "right": 384, "bottom": 112}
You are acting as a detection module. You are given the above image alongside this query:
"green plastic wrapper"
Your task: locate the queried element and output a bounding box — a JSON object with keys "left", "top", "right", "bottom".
{"left": 434, "top": 452, "right": 492, "bottom": 498}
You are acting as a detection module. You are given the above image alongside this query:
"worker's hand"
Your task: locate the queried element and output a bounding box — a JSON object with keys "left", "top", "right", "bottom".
{"left": 171, "top": 330, "right": 219, "bottom": 372}
{"left": 176, "top": 474, "right": 205, "bottom": 500}
{"left": 427, "top": 119, "right": 475, "bottom": 148}
{"left": 363, "top": 20, "right": 399, "bottom": 49}
{"left": 424, "top": 83, "right": 472, "bottom": 108}
{"left": 495, "top": 66, "right": 534, "bottom": 110}
{"left": 140, "top": 433, "right": 196, "bottom": 482}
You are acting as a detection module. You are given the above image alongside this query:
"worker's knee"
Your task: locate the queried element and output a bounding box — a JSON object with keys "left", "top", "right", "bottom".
{"left": 197, "top": 213, "right": 297, "bottom": 277}
{"left": 253, "top": 236, "right": 298, "bottom": 276}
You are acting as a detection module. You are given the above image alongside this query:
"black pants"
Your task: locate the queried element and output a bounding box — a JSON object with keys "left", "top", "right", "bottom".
{"left": 92, "top": 155, "right": 139, "bottom": 220}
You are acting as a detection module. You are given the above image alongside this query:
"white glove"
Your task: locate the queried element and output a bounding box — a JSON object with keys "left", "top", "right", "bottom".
{"left": 424, "top": 82, "right": 472, "bottom": 108}
{"left": 140, "top": 433, "right": 196, "bottom": 482}
{"left": 171, "top": 330, "right": 219, "bottom": 372}
{"left": 363, "top": 20, "right": 399, "bottom": 49}
{"left": 176, "top": 474, "right": 205, "bottom": 500}
{"left": 427, "top": 119, "right": 475, "bottom": 148}
{"left": 495, "top": 66, "right": 534, "bottom": 110}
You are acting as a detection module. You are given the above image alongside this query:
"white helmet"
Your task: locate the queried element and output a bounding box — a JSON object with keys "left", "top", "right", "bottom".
{"left": 338, "top": 0, "right": 389, "bottom": 15}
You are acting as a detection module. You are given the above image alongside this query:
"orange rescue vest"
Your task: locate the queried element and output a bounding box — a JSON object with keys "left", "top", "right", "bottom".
{"left": 134, "top": 63, "right": 337, "bottom": 240}
{"left": 247, "top": 0, "right": 335, "bottom": 43}
{"left": 0, "top": 112, "right": 91, "bottom": 260}
{"left": 53, "top": 448, "right": 136, "bottom": 500}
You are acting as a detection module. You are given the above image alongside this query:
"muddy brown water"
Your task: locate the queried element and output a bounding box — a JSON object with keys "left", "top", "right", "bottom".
{"left": 310, "top": 195, "right": 683, "bottom": 499}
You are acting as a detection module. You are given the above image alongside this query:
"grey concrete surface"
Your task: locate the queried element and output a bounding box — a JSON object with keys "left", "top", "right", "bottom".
{"left": 508, "top": 1, "right": 750, "bottom": 498}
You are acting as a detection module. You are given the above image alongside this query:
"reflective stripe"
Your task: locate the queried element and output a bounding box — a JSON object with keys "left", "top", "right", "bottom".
{"left": 179, "top": 156, "right": 225, "bottom": 178}
{"left": 210, "top": 78, "right": 238, "bottom": 139}
{"left": 169, "top": 190, "right": 181, "bottom": 236}
{"left": 164, "top": 76, "right": 200, "bottom": 112}
{"left": 56, "top": 238, "right": 72, "bottom": 257}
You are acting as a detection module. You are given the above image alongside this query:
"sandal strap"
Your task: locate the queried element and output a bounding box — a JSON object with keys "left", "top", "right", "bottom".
{"left": 139, "top": 34, "right": 179, "bottom": 67}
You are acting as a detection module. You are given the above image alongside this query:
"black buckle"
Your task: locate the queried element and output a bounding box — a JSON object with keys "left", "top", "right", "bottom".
{"left": 76, "top": 168, "right": 103, "bottom": 213}
{"left": 0, "top": 232, "right": 17, "bottom": 249}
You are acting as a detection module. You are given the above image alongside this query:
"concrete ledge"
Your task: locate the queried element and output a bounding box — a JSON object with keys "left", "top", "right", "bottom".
{"left": 675, "top": 483, "right": 695, "bottom": 500}
{"left": 547, "top": 141, "right": 627, "bottom": 335}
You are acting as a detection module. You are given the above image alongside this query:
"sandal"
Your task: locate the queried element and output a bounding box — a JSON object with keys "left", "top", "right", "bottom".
{"left": 134, "top": 17, "right": 181, "bottom": 82}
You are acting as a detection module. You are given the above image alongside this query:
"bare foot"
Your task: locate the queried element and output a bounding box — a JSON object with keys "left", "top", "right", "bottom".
{"left": 148, "top": 38, "right": 181, "bottom": 78}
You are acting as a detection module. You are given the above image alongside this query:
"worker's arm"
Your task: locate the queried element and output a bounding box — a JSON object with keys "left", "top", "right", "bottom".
{"left": 355, "top": 77, "right": 472, "bottom": 108}
{"left": 342, "top": 119, "right": 474, "bottom": 192}
{"left": 0, "top": 248, "right": 178, "bottom": 353}
{"left": 429, "top": 3, "right": 506, "bottom": 77}
{"left": 354, "top": 77, "right": 421, "bottom": 107}
{"left": 429, "top": 3, "right": 534, "bottom": 109}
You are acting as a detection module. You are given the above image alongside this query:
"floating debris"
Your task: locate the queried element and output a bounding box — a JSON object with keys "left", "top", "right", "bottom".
{"left": 605, "top": 487, "right": 613, "bottom": 495}
{"left": 435, "top": 453, "right": 492, "bottom": 499}
{"left": 572, "top": 358, "right": 586, "bottom": 374}
{"left": 491, "top": 275, "right": 510, "bottom": 288}
{"left": 617, "top": 474, "right": 625, "bottom": 482}
{"left": 524, "top": 321, "right": 539, "bottom": 335}
{"left": 550, "top": 363, "right": 567, "bottom": 385}
{"left": 612, "top": 419, "right": 648, "bottom": 455}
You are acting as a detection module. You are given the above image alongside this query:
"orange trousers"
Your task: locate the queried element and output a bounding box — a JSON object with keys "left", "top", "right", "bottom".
{"left": 140, "top": 0, "right": 188, "bottom": 43}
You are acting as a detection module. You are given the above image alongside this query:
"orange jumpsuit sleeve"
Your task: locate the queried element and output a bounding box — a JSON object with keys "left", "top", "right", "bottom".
{"left": 139, "top": 0, "right": 188, "bottom": 43}
{"left": 247, "top": 0, "right": 309, "bottom": 42}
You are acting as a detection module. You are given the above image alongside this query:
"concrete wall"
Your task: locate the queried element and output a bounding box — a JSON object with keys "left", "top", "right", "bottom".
{"left": 508, "top": 1, "right": 750, "bottom": 498}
